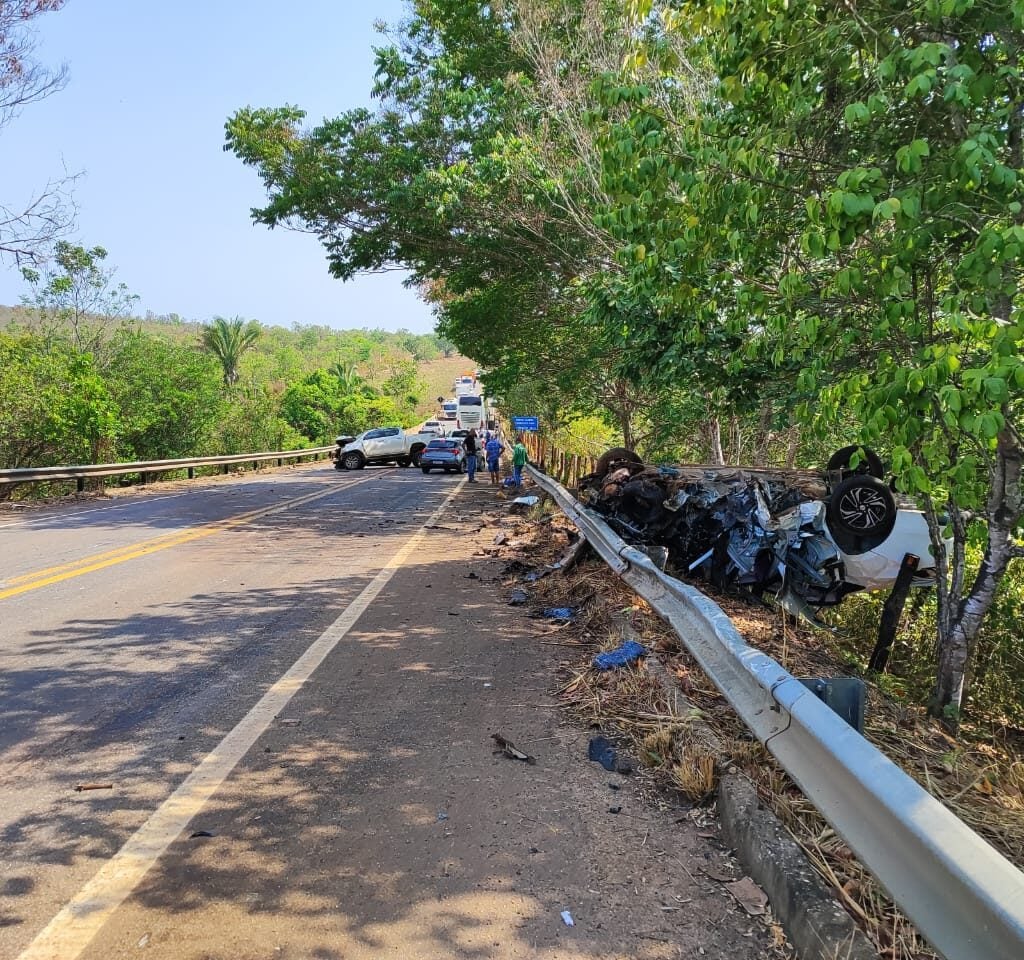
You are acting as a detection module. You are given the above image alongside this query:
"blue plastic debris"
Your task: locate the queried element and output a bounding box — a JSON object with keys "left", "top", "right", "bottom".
{"left": 588, "top": 735, "right": 634, "bottom": 775}
{"left": 593, "top": 639, "right": 647, "bottom": 671}
{"left": 588, "top": 735, "right": 617, "bottom": 771}
{"left": 541, "top": 607, "right": 575, "bottom": 621}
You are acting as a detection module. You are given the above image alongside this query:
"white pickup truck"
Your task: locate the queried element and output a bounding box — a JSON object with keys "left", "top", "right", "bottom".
{"left": 333, "top": 426, "right": 433, "bottom": 470}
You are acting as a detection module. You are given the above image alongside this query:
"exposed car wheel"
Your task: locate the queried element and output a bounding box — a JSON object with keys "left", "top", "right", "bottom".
{"left": 594, "top": 446, "right": 642, "bottom": 477}
{"left": 342, "top": 452, "right": 365, "bottom": 470}
{"left": 411, "top": 448, "right": 424, "bottom": 467}
{"left": 333, "top": 460, "right": 345, "bottom": 471}
{"left": 827, "top": 445, "right": 885, "bottom": 480}
{"left": 421, "top": 465, "right": 431, "bottom": 474}
{"left": 826, "top": 475, "right": 898, "bottom": 554}
{"left": 397, "top": 457, "right": 411, "bottom": 468}
{"left": 457, "top": 461, "right": 466, "bottom": 474}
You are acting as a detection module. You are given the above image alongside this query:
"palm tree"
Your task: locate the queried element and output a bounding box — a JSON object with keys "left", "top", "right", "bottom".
{"left": 201, "top": 316, "right": 260, "bottom": 386}
{"left": 329, "top": 360, "right": 362, "bottom": 393}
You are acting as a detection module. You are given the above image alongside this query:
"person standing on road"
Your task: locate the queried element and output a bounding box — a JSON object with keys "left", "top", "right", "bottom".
{"left": 464, "top": 429, "right": 479, "bottom": 483}
{"left": 485, "top": 433, "right": 505, "bottom": 486}
{"left": 512, "top": 436, "right": 528, "bottom": 487}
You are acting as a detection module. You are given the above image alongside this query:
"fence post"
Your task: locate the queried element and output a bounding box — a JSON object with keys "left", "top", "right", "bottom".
{"left": 187, "top": 467, "right": 195, "bottom": 480}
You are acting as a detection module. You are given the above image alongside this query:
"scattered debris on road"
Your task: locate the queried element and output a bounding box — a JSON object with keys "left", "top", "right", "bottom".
{"left": 511, "top": 495, "right": 540, "bottom": 508}
{"left": 587, "top": 735, "right": 632, "bottom": 775}
{"left": 593, "top": 638, "right": 646, "bottom": 671}
{"left": 507, "top": 588, "right": 530, "bottom": 606}
{"left": 540, "top": 606, "right": 575, "bottom": 622}
{"left": 726, "top": 877, "right": 769, "bottom": 916}
{"left": 560, "top": 910, "right": 575, "bottom": 927}
{"left": 73, "top": 782, "right": 113, "bottom": 792}
{"left": 189, "top": 830, "right": 215, "bottom": 839}
{"left": 491, "top": 732, "right": 537, "bottom": 765}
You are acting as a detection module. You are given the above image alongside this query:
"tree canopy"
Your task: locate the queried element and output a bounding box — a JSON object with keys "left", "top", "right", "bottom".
{"left": 226, "top": 0, "right": 1024, "bottom": 723}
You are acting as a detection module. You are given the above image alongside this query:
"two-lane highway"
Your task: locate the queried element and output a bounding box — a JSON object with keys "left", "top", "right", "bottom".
{"left": 0, "top": 465, "right": 464, "bottom": 957}
{"left": 2, "top": 462, "right": 776, "bottom": 960}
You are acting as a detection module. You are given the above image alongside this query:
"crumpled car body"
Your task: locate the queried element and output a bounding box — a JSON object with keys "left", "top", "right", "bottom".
{"left": 578, "top": 464, "right": 942, "bottom": 612}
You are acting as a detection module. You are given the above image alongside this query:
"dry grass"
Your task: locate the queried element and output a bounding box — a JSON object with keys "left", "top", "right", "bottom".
{"left": 498, "top": 500, "right": 1024, "bottom": 960}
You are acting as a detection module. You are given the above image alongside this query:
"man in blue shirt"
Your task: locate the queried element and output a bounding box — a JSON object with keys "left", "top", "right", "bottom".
{"left": 484, "top": 434, "right": 505, "bottom": 486}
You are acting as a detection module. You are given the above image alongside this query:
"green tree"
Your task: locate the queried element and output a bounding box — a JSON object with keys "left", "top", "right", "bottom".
{"left": 21, "top": 241, "right": 139, "bottom": 356}
{"left": 0, "top": 331, "right": 118, "bottom": 476}
{"left": 280, "top": 370, "right": 348, "bottom": 442}
{"left": 105, "top": 330, "right": 224, "bottom": 460}
{"left": 595, "top": 0, "right": 1024, "bottom": 721}
{"left": 201, "top": 315, "right": 261, "bottom": 386}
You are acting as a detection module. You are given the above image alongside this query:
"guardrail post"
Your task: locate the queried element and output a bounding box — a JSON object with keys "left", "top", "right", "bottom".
{"left": 278, "top": 457, "right": 283, "bottom": 467}
{"left": 252, "top": 460, "right": 258, "bottom": 472}
{"left": 187, "top": 467, "right": 195, "bottom": 480}
{"left": 76, "top": 477, "right": 85, "bottom": 493}
{"left": 141, "top": 472, "right": 150, "bottom": 485}
{"left": 222, "top": 464, "right": 229, "bottom": 475}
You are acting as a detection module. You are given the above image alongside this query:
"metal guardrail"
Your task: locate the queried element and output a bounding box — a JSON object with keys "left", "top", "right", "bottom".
{"left": 0, "top": 447, "right": 335, "bottom": 491}
{"left": 527, "top": 465, "right": 1024, "bottom": 960}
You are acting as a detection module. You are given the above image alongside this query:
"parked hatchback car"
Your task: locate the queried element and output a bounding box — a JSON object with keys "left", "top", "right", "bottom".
{"left": 421, "top": 420, "right": 446, "bottom": 436}
{"left": 420, "top": 438, "right": 466, "bottom": 474}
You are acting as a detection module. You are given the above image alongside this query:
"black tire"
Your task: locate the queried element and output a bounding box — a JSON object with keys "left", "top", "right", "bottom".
{"left": 421, "top": 465, "right": 431, "bottom": 474}
{"left": 457, "top": 460, "right": 465, "bottom": 474}
{"left": 397, "top": 457, "right": 411, "bottom": 468}
{"left": 342, "top": 451, "right": 364, "bottom": 470}
{"left": 333, "top": 460, "right": 345, "bottom": 471}
{"left": 411, "top": 447, "right": 424, "bottom": 467}
{"left": 594, "top": 446, "right": 642, "bottom": 477}
{"left": 826, "top": 445, "right": 884, "bottom": 480}
{"left": 827, "top": 474, "right": 897, "bottom": 554}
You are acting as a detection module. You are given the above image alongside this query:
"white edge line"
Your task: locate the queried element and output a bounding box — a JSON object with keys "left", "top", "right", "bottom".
{"left": 16, "top": 476, "right": 466, "bottom": 960}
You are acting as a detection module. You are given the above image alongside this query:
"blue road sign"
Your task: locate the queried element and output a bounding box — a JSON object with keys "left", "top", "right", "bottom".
{"left": 511, "top": 416, "right": 539, "bottom": 432}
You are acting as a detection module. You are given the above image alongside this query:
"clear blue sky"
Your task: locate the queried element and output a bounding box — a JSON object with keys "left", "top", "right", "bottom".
{"left": 0, "top": 0, "right": 437, "bottom": 333}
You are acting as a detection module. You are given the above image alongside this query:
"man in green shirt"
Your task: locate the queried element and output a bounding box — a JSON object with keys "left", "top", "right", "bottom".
{"left": 512, "top": 436, "right": 528, "bottom": 487}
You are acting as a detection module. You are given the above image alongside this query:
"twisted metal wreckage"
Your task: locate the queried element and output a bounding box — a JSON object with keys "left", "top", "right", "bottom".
{"left": 576, "top": 447, "right": 941, "bottom": 622}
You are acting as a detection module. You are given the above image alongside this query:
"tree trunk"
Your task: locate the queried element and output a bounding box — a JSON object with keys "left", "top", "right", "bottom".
{"left": 784, "top": 425, "right": 801, "bottom": 468}
{"left": 931, "top": 428, "right": 1023, "bottom": 724}
{"left": 754, "top": 399, "right": 773, "bottom": 467}
{"left": 708, "top": 416, "right": 724, "bottom": 465}
{"left": 727, "top": 414, "right": 741, "bottom": 464}
{"left": 616, "top": 406, "right": 634, "bottom": 452}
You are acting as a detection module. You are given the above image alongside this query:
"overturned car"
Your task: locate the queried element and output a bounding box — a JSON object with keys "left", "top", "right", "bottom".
{"left": 577, "top": 446, "right": 942, "bottom": 615}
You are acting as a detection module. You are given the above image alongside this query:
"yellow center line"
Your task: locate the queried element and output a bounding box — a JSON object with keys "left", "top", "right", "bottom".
{"left": 3, "top": 528, "right": 193, "bottom": 586}
{"left": 0, "top": 474, "right": 380, "bottom": 602}
{"left": 15, "top": 476, "right": 465, "bottom": 960}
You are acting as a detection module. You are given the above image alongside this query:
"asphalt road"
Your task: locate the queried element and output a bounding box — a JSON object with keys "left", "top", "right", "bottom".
{"left": 0, "top": 464, "right": 774, "bottom": 960}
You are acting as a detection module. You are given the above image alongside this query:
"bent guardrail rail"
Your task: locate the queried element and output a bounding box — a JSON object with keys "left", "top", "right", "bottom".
{"left": 526, "top": 464, "right": 1024, "bottom": 960}
{"left": 0, "top": 447, "right": 335, "bottom": 491}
